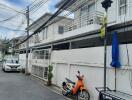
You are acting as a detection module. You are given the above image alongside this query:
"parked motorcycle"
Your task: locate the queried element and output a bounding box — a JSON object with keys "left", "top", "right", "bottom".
{"left": 62, "top": 71, "right": 90, "bottom": 100}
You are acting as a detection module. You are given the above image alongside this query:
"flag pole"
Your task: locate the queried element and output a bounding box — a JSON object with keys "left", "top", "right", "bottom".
{"left": 101, "top": 0, "right": 113, "bottom": 92}
{"left": 104, "top": 8, "right": 108, "bottom": 92}
{"left": 115, "top": 66, "right": 117, "bottom": 91}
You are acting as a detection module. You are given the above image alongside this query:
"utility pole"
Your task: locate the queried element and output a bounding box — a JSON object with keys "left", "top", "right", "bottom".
{"left": 26, "top": 6, "right": 29, "bottom": 74}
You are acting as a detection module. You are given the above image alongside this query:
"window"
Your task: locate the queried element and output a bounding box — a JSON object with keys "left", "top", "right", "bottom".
{"left": 32, "top": 65, "right": 48, "bottom": 79}
{"left": 119, "top": 0, "right": 127, "bottom": 15}
{"left": 81, "top": 3, "right": 95, "bottom": 15}
{"left": 81, "top": 5, "right": 88, "bottom": 15}
{"left": 45, "top": 50, "right": 50, "bottom": 59}
{"left": 39, "top": 51, "right": 44, "bottom": 59}
{"left": 35, "top": 33, "right": 39, "bottom": 43}
{"left": 58, "top": 26, "right": 64, "bottom": 34}
{"left": 44, "top": 67, "right": 48, "bottom": 79}
{"left": 39, "top": 31, "right": 43, "bottom": 41}
{"left": 32, "top": 49, "right": 50, "bottom": 60}
{"left": 80, "top": 3, "right": 95, "bottom": 26}
{"left": 43, "top": 27, "right": 48, "bottom": 40}
{"left": 88, "top": 3, "right": 95, "bottom": 13}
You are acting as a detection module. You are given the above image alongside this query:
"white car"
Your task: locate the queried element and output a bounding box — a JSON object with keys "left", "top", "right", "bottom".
{"left": 2, "top": 59, "right": 22, "bottom": 72}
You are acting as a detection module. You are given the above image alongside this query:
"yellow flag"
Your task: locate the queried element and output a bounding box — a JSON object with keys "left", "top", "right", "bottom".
{"left": 100, "top": 15, "right": 107, "bottom": 38}
{"left": 100, "top": 26, "right": 105, "bottom": 38}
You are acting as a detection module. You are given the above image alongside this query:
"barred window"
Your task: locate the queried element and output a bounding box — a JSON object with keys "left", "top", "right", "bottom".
{"left": 32, "top": 49, "right": 50, "bottom": 60}
{"left": 32, "top": 65, "right": 48, "bottom": 79}
{"left": 45, "top": 50, "right": 50, "bottom": 59}
{"left": 119, "top": 0, "right": 127, "bottom": 15}
{"left": 44, "top": 67, "right": 48, "bottom": 79}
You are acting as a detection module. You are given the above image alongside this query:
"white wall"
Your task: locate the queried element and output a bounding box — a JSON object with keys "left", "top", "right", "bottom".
{"left": 19, "top": 54, "right": 26, "bottom": 68}
{"left": 19, "top": 53, "right": 32, "bottom": 73}
{"left": 51, "top": 44, "right": 132, "bottom": 100}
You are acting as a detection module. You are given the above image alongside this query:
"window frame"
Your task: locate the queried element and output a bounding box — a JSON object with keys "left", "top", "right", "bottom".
{"left": 119, "top": 0, "right": 127, "bottom": 15}
{"left": 43, "top": 27, "right": 48, "bottom": 40}
{"left": 58, "top": 26, "right": 64, "bottom": 34}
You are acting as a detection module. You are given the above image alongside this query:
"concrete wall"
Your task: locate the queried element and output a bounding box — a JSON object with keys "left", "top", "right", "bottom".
{"left": 51, "top": 44, "right": 132, "bottom": 100}
{"left": 19, "top": 54, "right": 26, "bottom": 68}
{"left": 19, "top": 53, "right": 32, "bottom": 73}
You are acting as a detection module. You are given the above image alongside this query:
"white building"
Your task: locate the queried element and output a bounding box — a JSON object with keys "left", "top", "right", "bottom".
{"left": 19, "top": 13, "right": 73, "bottom": 77}
{"left": 18, "top": 0, "right": 132, "bottom": 99}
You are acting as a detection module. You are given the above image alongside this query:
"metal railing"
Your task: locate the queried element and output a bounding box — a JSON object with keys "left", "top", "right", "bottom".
{"left": 64, "top": 11, "right": 104, "bottom": 33}
{"left": 32, "top": 65, "right": 48, "bottom": 80}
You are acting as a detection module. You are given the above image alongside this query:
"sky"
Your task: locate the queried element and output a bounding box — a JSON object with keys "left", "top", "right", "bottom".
{"left": 0, "top": 0, "right": 59, "bottom": 39}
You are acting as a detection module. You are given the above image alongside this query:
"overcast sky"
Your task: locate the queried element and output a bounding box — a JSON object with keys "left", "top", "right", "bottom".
{"left": 0, "top": 0, "right": 59, "bottom": 39}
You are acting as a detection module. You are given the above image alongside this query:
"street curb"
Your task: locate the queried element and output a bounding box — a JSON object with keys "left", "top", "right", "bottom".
{"left": 30, "top": 75, "right": 72, "bottom": 100}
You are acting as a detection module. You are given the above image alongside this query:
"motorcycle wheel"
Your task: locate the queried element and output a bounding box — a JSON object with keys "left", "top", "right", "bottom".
{"left": 77, "top": 90, "right": 90, "bottom": 100}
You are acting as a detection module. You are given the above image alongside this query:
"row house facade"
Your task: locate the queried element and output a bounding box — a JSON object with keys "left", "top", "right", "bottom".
{"left": 18, "top": 0, "right": 132, "bottom": 99}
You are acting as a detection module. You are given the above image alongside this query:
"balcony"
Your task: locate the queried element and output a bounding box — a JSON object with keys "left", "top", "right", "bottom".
{"left": 54, "top": 11, "right": 104, "bottom": 40}
{"left": 64, "top": 11, "right": 104, "bottom": 33}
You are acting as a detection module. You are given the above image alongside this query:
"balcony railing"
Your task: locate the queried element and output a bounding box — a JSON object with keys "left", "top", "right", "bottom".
{"left": 64, "top": 11, "right": 104, "bottom": 33}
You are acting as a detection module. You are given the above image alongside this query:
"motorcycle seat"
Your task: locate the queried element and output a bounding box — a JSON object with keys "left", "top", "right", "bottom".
{"left": 65, "top": 78, "right": 76, "bottom": 85}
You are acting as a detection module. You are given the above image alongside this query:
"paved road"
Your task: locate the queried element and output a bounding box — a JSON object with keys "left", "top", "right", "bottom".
{"left": 0, "top": 68, "right": 67, "bottom": 100}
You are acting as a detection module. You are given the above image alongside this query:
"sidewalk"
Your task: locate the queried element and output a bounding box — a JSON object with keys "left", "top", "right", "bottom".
{"left": 30, "top": 75, "right": 73, "bottom": 100}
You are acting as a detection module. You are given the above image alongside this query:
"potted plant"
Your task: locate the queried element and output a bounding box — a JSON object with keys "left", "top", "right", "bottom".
{"left": 47, "top": 65, "right": 53, "bottom": 86}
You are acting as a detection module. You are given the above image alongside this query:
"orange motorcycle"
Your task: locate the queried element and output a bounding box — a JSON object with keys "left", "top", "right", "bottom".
{"left": 62, "top": 71, "right": 90, "bottom": 100}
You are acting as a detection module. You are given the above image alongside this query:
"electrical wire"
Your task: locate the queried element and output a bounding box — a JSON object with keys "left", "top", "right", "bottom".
{"left": 0, "top": 3, "right": 25, "bottom": 14}
{"left": 13, "top": 0, "right": 85, "bottom": 47}
{"left": 4, "top": 0, "right": 89, "bottom": 45}
{"left": 30, "top": 0, "right": 49, "bottom": 14}
{"left": 0, "top": 0, "right": 48, "bottom": 42}
{"left": 118, "top": 3, "right": 132, "bottom": 89}
{"left": 45, "top": 0, "right": 89, "bottom": 27}
{"left": 0, "top": 25, "right": 26, "bottom": 32}
{"left": 29, "top": 0, "right": 44, "bottom": 14}
{"left": 28, "top": 0, "right": 39, "bottom": 7}
{"left": 29, "top": 0, "right": 44, "bottom": 10}
{"left": 0, "top": 0, "right": 43, "bottom": 23}
{"left": 122, "top": 7, "right": 132, "bottom": 89}
{"left": 0, "top": 13, "right": 20, "bottom": 23}
{"left": 0, "top": 0, "right": 41, "bottom": 31}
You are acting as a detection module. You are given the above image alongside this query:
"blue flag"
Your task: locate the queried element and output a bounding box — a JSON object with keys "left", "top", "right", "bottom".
{"left": 111, "top": 31, "right": 121, "bottom": 68}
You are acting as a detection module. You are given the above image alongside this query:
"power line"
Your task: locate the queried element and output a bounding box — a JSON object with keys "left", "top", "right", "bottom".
{"left": 30, "top": 0, "right": 49, "bottom": 14}
{"left": 0, "top": 3, "right": 25, "bottom": 14}
{"left": 14, "top": 0, "right": 78, "bottom": 47}
{"left": 0, "top": 13, "right": 20, "bottom": 23}
{"left": 0, "top": 0, "right": 43, "bottom": 22}
{"left": 0, "top": 25, "right": 26, "bottom": 32}
{"left": 45, "top": 0, "right": 90, "bottom": 27}
{"left": 0, "top": 0, "right": 46, "bottom": 41}
{"left": 29, "top": 0, "right": 44, "bottom": 10}
{"left": 28, "top": 0, "right": 40, "bottom": 7}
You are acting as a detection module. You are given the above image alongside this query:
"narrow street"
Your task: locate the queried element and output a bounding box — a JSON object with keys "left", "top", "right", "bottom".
{"left": 0, "top": 67, "right": 67, "bottom": 100}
